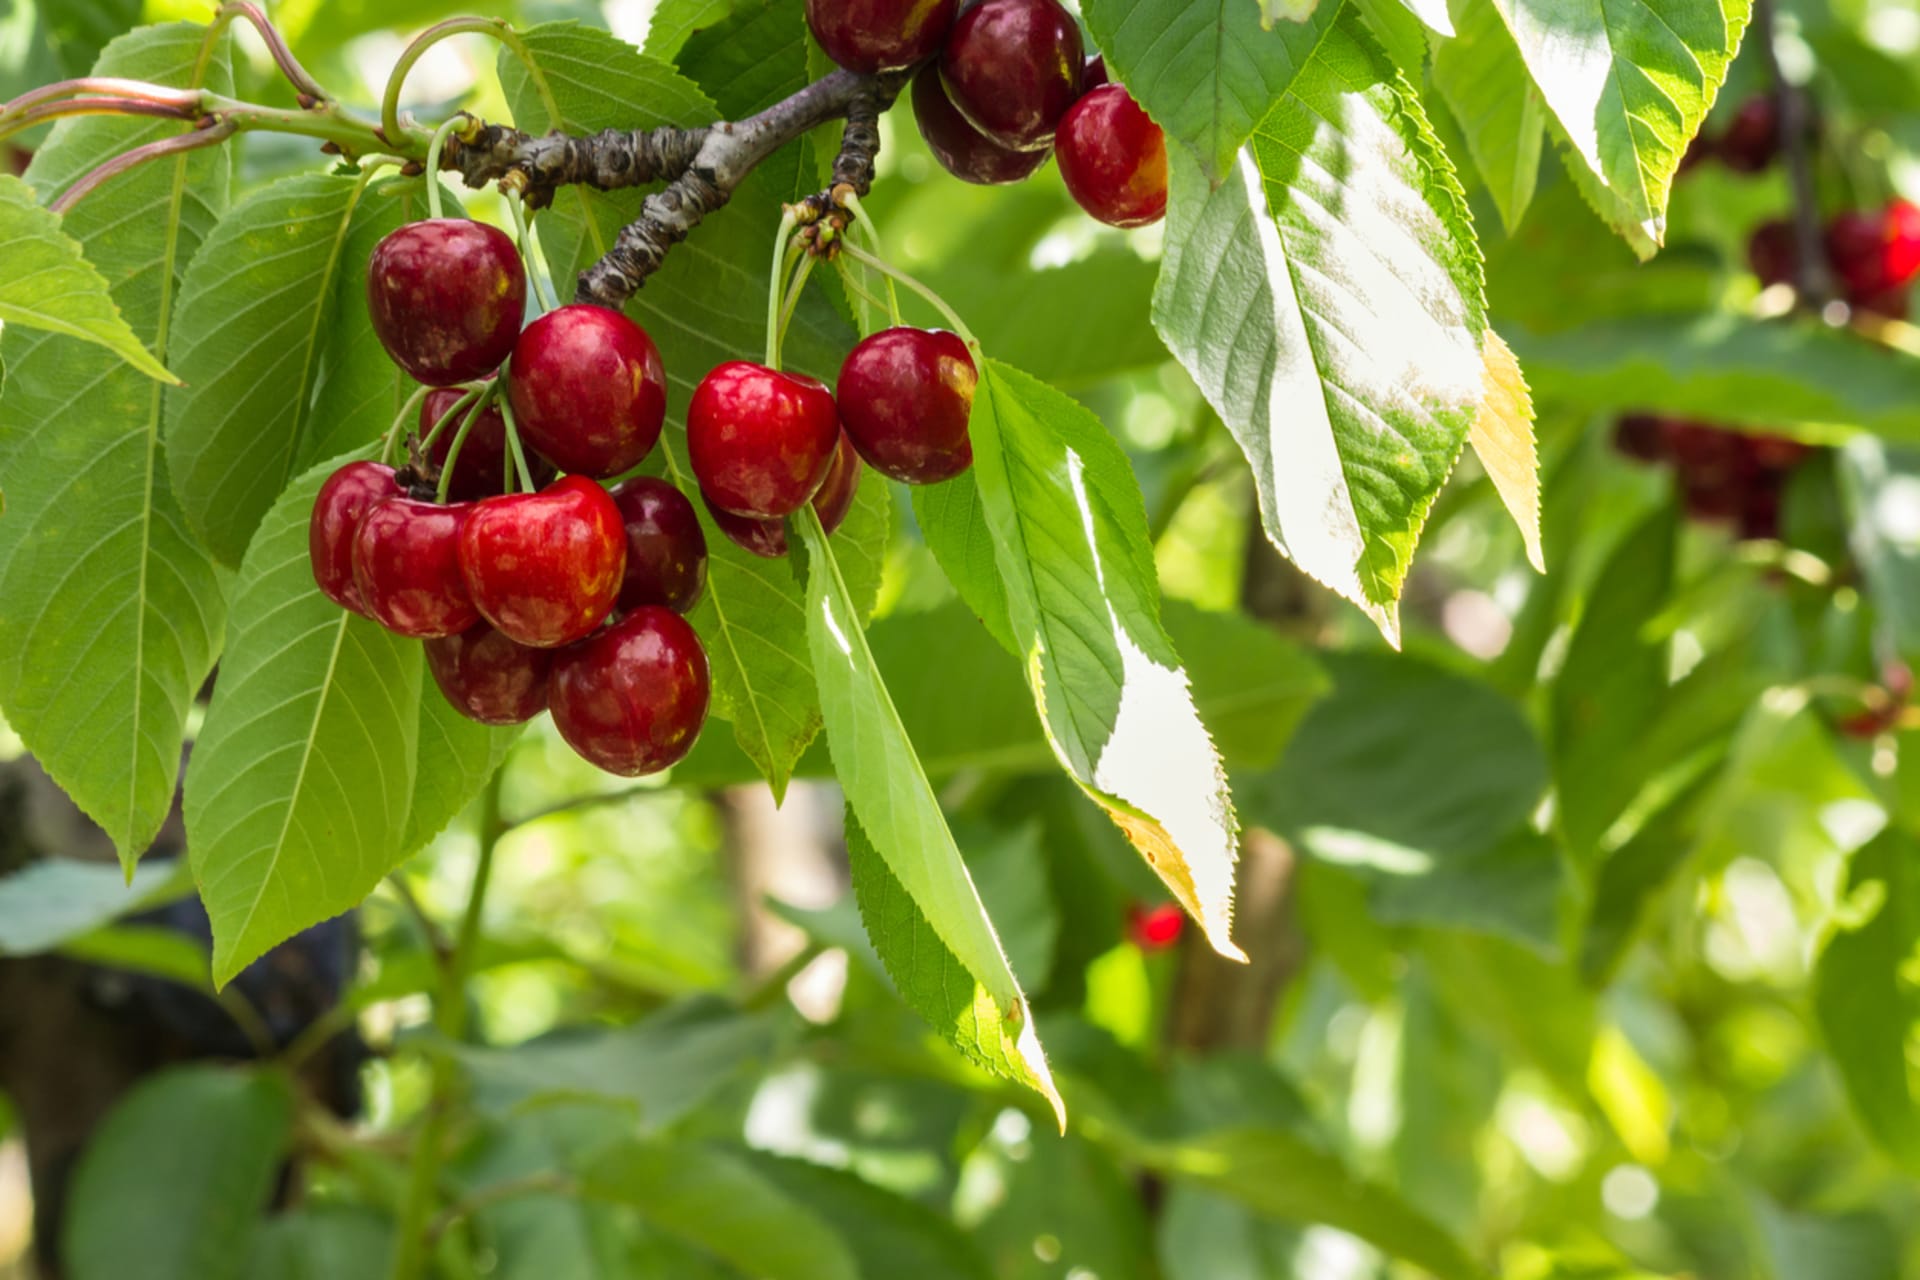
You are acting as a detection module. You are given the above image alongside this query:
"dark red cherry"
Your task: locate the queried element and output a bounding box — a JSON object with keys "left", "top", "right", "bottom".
{"left": 458, "top": 476, "right": 626, "bottom": 649}
{"left": 806, "top": 0, "right": 957, "bottom": 72}
{"left": 351, "top": 498, "right": 479, "bottom": 638}
{"left": 1718, "top": 96, "right": 1780, "bottom": 174}
{"left": 1750, "top": 434, "right": 1814, "bottom": 470}
{"left": 1827, "top": 210, "right": 1888, "bottom": 296}
{"left": 550, "top": 606, "right": 711, "bottom": 776}
{"left": 367, "top": 220, "right": 526, "bottom": 386}
{"left": 1055, "top": 84, "right": 1167, "bottom": 228}
{"left": 702, "top": 435, "right": 861, "bottom": 559}
{"left": 912, "top": 64, "right": 1051, "bottom": 185}
{"left": 610, "top": 477, "right": 708, "bottom": 614}
{"left": 1852, "top": 284, "right": 1911, "bottom": 319}
{"left": 1612, "top": 414, "right": 1671, "bottom": 464}
{"left": 1747, "top": 219, "right": 1797, "bottom": 288}
{"left": 705, "top": 499, "right": 791, "bottom": 560}
{"left": 1081, "top": 54, "right": 1108, "bottom": 90}
{"left": 941, "top": 0, "right": 1084, "bottom": 151}
{"left": 419, "top": 388, "right": 554, "bottom": 501}
{"left": 836, "top": 327, "right": 976, "bottom": 483}
{"left": 311, "top": 462, "right": 403, "bottom": 615}
{"left": 425, "top": 622, "right": 553, "bottom": 725}
{"left": 687, "top": 361, "right": 842, "bottom": 519}
{"left": 507, "top": 304, "right": 668, "bottom": 478}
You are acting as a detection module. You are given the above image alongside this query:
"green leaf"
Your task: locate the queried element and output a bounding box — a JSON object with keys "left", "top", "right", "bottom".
{"left": 1079, "top": 0, "right": 1331, "bottom": 181}
{"left": 0, "top": 22, "right": 232, "bottom": 867}
{"left": 748, "top": 1156, "right": 995, "bottom": 1280}
{"left": 1839, "top": 439, "right": 1920, "bottom": 664}
{"left": 185, "top": 455, "right": 422, "bottom": 985}
{"left": 1511, "top": 314, "right": 1920, "bottom": 442}
{"left": 1152, "top": 4, "right": 1486, "bottom": 639}
{"left": 0, "top": 856, "right": 189, "bottom": 955}
{"left": 954, "top": 361, "right": 1243, "bottom": 960}
{"left": 582, "top": 1139, "right": 860, "bottom": 1280}
{"left": 935, "top": 251, "right": 1168, "bottom": 392}
{"left": 405, "top": 692, "right": 518, "bottom": 853}
{"left": 63, "top": 1067, "right": 292, "bottom": 1280}
{"left": 644, "top": 0, "right": 737, "bottom": 60}
{"left": 1431, "top": 0, "right": 1543, "bottom": 232}
{"left": 1469, "top": 330, "right": 1544, "bottom": 572}
{"left": 678, "top": 0, "right": 809, "bottom": 121}
{"left": 500, "top": 22, "right": 877, "bottom": 796}
{"left": 0, "top": 173, "right": 174, "bottom": 381}
{"left": 162, "top": 171, "right": 405, "bottom": 566}
{"left": 1487, "top": 0, "right": 1749, "bottom": 255}
{"left": 60, "top": 920, "right": 213, "bottom": 989}
{"left": 1815, "top": 832, "right": 1920, "bottom": 1173}
{"left": 246, "top": 1208, "right": 394, "bottom": 1280}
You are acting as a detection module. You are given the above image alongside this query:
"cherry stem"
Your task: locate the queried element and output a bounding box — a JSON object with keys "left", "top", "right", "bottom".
{"left": 842, "top": 192, "right": 901, "bottom": 326}
{"left": 423, "top": 116, "right": 463, "bottom": 220}
{"left": 837, "top": 240, "right": 980, "bottom": 352}
{"left": 417, "top": 385, "right": 484, "bottom": 456}
{"left": 382, "top": 385, "right": 433, "bottom": 466}
{"left": 51, "top": 119, "right": 237, "bottom": 214}
{"left": 0, "top": 97, "right": 198, "bottom": 141}
{"left": 497, "top": 395, "right": 539, "bottom": 493}
{"left": 434, "top": 390, "right": 496, "bottom": 505}
{"left": 0, "top": 78, "right": 200, "bottom": 122}
{"left": 832, "top": 256, "right": 893, "bottom": 325}
{"left": 382, "top": 16, "right": 539, "bottom": 151}
{"left": 211, "top": 2, "right": 329, "bottom": 103}
{"left": 778, "top": 253, "right": 816, "bottom": 354}
{"left": 506, "top": 188, "right": 560, "bottom": 312}
{"left": 765, "top": 210, "right": 799, "bottom": 369}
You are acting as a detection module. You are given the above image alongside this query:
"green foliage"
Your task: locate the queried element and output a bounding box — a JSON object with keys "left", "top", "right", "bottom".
{"left": 0, "top": 856, "right": 188, "bottom": 954}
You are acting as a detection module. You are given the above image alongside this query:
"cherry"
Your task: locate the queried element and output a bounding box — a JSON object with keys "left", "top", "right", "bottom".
{"left": 1081, "top": 54, "right": 1108, "bottom": 91}
{"left": 1127, "top": 902, "right": 1186, "bottom": 951}
{"left": 836, "top": 327, "right": 976, "bottom": 483}
{"left": 367, "top": 220, "right": 526, "bottom": 387}
{"left": 1750, "top": 434, "right": 1814, "bottom": 470}
{"left": 1746, "top": 219, "right": 1796, "bottom": 288}
{"left": 419, "top": 389, "right": 556, "bottom": 502}
{"left": 550, "top": 606, "right": 711, "bottom": 776}
{"left": 703, "top": 434, "right": 861, "bottom": 559}
{"left": 1055, "top": 84, "right": 1168, "bottom": 228}
{"left": 1612, "top": 414, "right": 1671, "bottom": 464}
{"left": 806, "top": 0, "right": 957, "bottom": 73}
{"left": 507, "top": 304, "right": 668, "bottom": 478}
{"left": 310, "top": 461, "right": 403, "bottom": 615}
{"left": 940, "top": 0, "right": 1084, "bottom": 151}
{"left": 351, "top": 498, "right": 479, "bottom": 638}
{"left": 1718, "top": 95, "right": 1780, "bottom": 174}
{"left": 1852, "top": 284, "right": 1911, "bottom": 320}
{"left": 458, "top": 476, "right": 626, "bottom": 649}
{"left": 912, "top": 64, "right": 1051, "bottom": 186}
{"left": 425, "top": 622, "right": 553, "bottom": 725}
{"left": 610, "top": 477, "right": 709, "bottom": 615}
{"left": 1884, "top": 199, "right": 1920, "bottom": 285}
{"left": 688, "top": 361, "right": 841, "bottom": 518}
{"left": 1827, "top": 210, "right": 1888, "bottom": 297}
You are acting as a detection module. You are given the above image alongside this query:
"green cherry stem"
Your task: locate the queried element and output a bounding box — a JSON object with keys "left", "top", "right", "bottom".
{"left": 765, "top": 209, "right": 799, "bottom": 370}
{"left": 381, "top": 16, "right": 541, "bottom": 152}
{"left": 831, "top": 256, "right": 892, "bottom": 324}
{"left": 417, "top": 385, "right": 485, "bottom": 458}
{"left": 506, "top": 188, "right": 560, "bottom": 312}
{"left": 434, "top": 391, "right": 495, "bottom": 505}
{"left": 497, "top": 395, "right": 540, "bottom": 494}
{"left": 842, "top": 192, "right": 901, "bottom": 326}
{"left": 777, "top": 252, "right": 817, "bottom": 353}
{"left": 423, "top": 116, "right": 463, "bottom": 220}
{"left": 837, "top": 240, "right": 980, "bottom": 353}
{"left": 382, "top": 384, "right": 433, "bottom": 466}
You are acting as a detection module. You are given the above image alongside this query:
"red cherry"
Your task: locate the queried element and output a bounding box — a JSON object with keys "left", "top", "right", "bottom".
{"left": 507, "top": 304, "right": 668, "bottom": 478}
{"left": 940, "top": 0, "right": 1084, "bottom": 151}
{"left": 1884, "top": 200, "right": 1920, "bottom": 286}
{"left": 1081, "top": 54, "right": 1108, "bottom": 91}
{"left": 702, "top": 437, "right": 861, "bottom": 559}
{"left": 912, "top": 64, "right": 1051, "bottom": 186}
{"left": 1736, "top": 473, "right": 1784, "bottom": 542}
{"left": 1850, "top": 284, "right": 1911, "bottom": 319}
{"left": 1055, "top": 84, "right": 1168, "bottom": 228}
{"left": 419, "top": 389, "right": 555, "bottom": 502}
{"left": 367, "top": 220, "right": 526, "bottom": 387}
{"left": 1127, "top": 902, "right": 1186, "bottom": 951}
{"left": 1718, "top": 96, "right": 1780, "bottom": 174}
{"left": 458, "top": 476, "right": 626, "bottom": 649}
{"left": 1749, "top": 434, "right": 1814, "bottom": 470}
{"left": 610, "top": 477, "right": 709, "bottom": 614}
{"left": 1827, "top": 210, "right": 1889, "bottom": 296}
{"left": 805, "top": 0, "right": 957, "bottom": 72}
{"left": 310, "top": 462, "right": 403, "bottom": 615}
{"left": 351, "top": 498, "right": 479, "bottom": 638}
{"left": 687, "top": 361, "right": 841, "bottom": 519}
{"left": 550, "top": 606, "right": 711, "bottom": 776}
{"left": 1612, "top": 414, "right": 1670, "bottom": 464}
{"left": 705, "top": 499, "right": 791, "bottom": 560}
{"left": 425, "top": 622, "right": 553, "bottom": 725}
{"left": 836, "top": 327, "right": 976, "bottom": 483}
{"left": 1747, "top": 219, "right": 1797, "bottom": 288}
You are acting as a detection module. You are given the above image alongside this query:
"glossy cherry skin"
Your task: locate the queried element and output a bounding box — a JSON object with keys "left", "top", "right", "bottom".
{"left": 458, "top": 476, "right": 626, "bottom": 649}
{"left": 310, "top": 462, "right": 403, "bottom": 615}
{"left": 688, "top": 361, "right": 842, "bottom": 519}
{"left": 806, "top": 0, "right": 957, "bottom": 72}
{"left": 610, "top": 477, "right": 708, "bottom": 614}
{"left": 367, "top": 220, "right": 526, "bottom": 386}
{"left": 1082, "top": 54, "right": 1108, "bottom": 90}
{"left": 1056, "top": 85, "right": 1167, "bottom": 228}
{"left": 351, "top": 498, "right": 479, "bottom": 638}
{"left": 507, "top": 304, "right": 668, "bottom": 478}
{"left": 550, "top": 607, "right": 711, "bottom": 776}
{"left": 912, "top": 64, "right": 1051, "bottom": 185}
{"left": 836, "top": 327, "right": 976, "bottom": 483}
{"left": 941, "top": 0, "right": 1084, "bottom": 151}
{"left": 425, "top": 622, "right": 553, "bottom": 725}
{"left": 703, "top": 434, "right": 861, "bottom": 559}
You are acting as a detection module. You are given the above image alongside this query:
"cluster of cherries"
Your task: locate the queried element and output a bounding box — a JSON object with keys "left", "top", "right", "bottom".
{"left": 1613, "top": 413, "right": 1813, "bottom": 540}
{"left": 807, "top": 0, "right": 1169, "bottom": 227}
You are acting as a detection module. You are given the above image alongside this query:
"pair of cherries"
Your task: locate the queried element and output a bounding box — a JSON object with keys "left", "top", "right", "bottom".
{"left": 685, "top": 326, "right": 979, "bottom": 558}
{"left": 807, "top": 0, "right": 1167, "bottom": 227}
{"left": 1747, "top": 200, "right": 1920, "bottom": 318}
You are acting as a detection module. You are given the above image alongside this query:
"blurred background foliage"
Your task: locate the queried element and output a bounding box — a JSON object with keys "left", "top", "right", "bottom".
{"left": 5, "top": 0, "right": 1920, "bottom": 1277}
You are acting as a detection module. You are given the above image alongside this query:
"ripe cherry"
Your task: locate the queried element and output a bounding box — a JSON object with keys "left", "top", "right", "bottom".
{"left": 1883, "top": 199, "right": 1920, "bottom": 285}
{"left": 806, "top": 0, "right": 957, "bottom": 72}
{"left": 551, "top": 606, "right": 711, "bottom": 776}
{"left": 351, "top": 498, "right": 479, "bottom": 638}
{"left": 1612, "top": 414, "right": 1671, "bottom": 464}
{"left": 1055, "top": 84, "right": 1168, "bottom": 228}
{"left": 311, "top": 462, "right": 403, "bottom": 615}
{"left": 508, "top": 304, "right": 668, "bottom": 478}
{"left": 705, "top": 500, "right": 791, "bottom": 560}
{"left": 419, "top": 389, "right": 556, "bottom": 502}
{"left": 1718, "top": 95, "right": 1780, "bottom": 174}
{"left": 836, "top": 327, "right": 976, "bottom": 483}
{"left": 425, "top": 622, "right": 554, "bottom": 725}
{"left": 941, "top": 0, "right": 1084, "bottom": 151}
{"left": 1747, "top": 219, "right": 1796, "bottom": 288}
{"left": 688, "top": 361, "right": 841, "bottom": 519}
{"left": 912, "top": 64, "right": 1051, "bottom": 186}
{"left": 1127, "top": 902, "right": 1186, "bottom": 951}
{"left": 458, "top": 476, "right": 626, "bottom": 649}
{"left": 704, "top": 434, "right": 862, "bottom": 559}
{"left": 367, "top": 220, "right": 526, "bottom": 386}
{"left": 1081, "top": 53, "right": 1108, "bottom": 90}
{"left": 1827, "top": 210, "right": 1888, "bottom": 297}
{"left": 610, "top": 477, "right": 708, "bottom": 615}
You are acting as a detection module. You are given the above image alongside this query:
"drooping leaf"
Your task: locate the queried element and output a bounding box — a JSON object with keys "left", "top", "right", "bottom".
{"left": 1470, "top": 330, "right": 1544, "bottom": 571}
{"left": 0, "top": 173, "right": 174, "bottom": 381}
{"left": 1152, "top": 4, "right": 1486, "bottom": 639}
{"left": 1485, "top": 0, "right": 1750, "bottom": 254}
{"left": 0, "top": 856, "right": 189, "bottom": 955}
{"left": 186, "top": 455, "right": 422, "bottom": 985}
{"left": 63, "top": 1067, "right": 292, "bottom": 1280}
{"left": 0, "top": 23, "right": 232, "bottom": 868}
{"left": 1431, "top": 0, "right": 1542, "bottom": 232}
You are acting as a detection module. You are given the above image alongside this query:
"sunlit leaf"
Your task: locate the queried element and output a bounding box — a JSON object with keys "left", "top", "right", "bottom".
{"left": 1470, "top": 330, "right": 1543, "bottom": 572}
{"left": 1431, "top": 0, "right": 1542, "bottom": 232}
